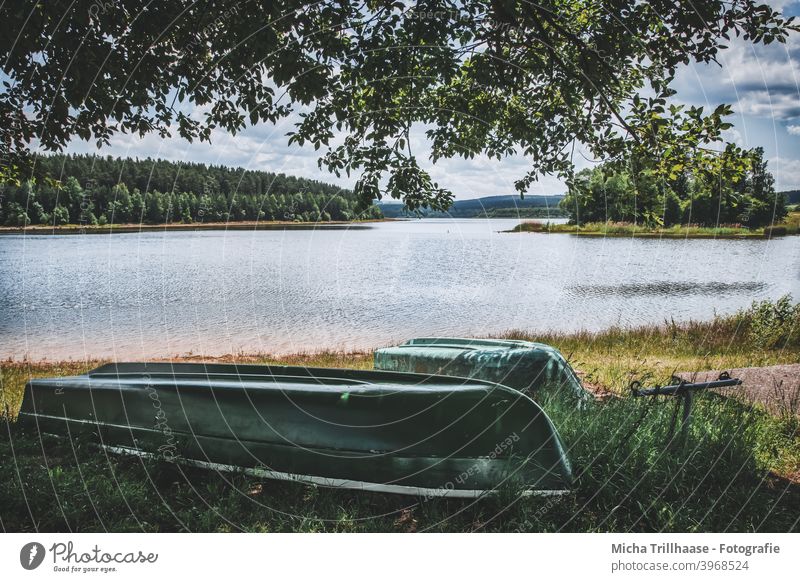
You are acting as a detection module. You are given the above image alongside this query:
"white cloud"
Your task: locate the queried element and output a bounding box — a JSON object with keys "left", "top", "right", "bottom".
{"left": 673, "top": 15, "right": 800, "bottom": 121}
{"left": 765, "top": 0, "right": 798, "bottom": 10}
{"left": 787, "top": 125, "right": 800, "bottom": 135}
{"left": 769, "top": 156, "right": 800, "bottom": 190}
{"left": 734, "top": 90, "right": 800, "bottom": 120}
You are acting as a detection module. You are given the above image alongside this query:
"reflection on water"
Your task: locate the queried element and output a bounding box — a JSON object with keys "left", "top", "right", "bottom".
{"left": 569, "top": 281, "right": 768, "bottom": 297}
{"left": 0, "top": 218, "right": 797, "bottom": 360}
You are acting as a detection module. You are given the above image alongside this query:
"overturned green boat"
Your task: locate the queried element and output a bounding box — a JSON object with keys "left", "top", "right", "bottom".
{"left": 374, "top": 338, "right": 587, "bottom": 400}
{"left": 19, "top": 362, "right": 572, "bottom": 497}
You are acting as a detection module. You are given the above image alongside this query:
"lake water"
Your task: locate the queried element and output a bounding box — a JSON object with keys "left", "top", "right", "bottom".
{"left": 1, "top": 218, "right": 797, "bottom": 360}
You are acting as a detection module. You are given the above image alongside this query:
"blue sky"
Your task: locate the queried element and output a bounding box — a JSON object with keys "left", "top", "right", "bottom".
{"left": 65, "top": 1, "right": 800, "bottom": 199}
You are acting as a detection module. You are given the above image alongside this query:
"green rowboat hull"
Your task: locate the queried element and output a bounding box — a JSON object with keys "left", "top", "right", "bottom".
{"left": 374, "top": 338, "right": 587, "bottom": 400}
{"left": 19, "top": 363, "right": 572, "bottom": 497}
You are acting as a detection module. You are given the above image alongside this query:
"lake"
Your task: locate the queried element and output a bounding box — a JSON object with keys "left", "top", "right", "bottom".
{"left": 1, "top": 218, "right": 797, "bottom": 360}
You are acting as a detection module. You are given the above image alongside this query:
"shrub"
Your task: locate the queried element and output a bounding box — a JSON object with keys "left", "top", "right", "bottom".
{"left": 763, "top": 225, "right": 787, "bottom": 238}
{"left": 742, "top": 295, "right": 799, "bottom": 349}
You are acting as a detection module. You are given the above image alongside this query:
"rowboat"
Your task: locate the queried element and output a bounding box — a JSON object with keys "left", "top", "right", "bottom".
{"left": 374, "top": 338, "right": 587, "bottom": 400}
{"left": 18, "top": 362, "right": 572, "bottom": 497}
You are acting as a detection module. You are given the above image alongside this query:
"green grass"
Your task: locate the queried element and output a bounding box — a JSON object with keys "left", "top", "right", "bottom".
{"left": 507, "top": 214, "right": 800, "bottom": 237}
{"left": 1, "top": 303, "right": 798, "bottom": 532}
{"left": 507, "top": 221, "right": 764, "bottom": 237}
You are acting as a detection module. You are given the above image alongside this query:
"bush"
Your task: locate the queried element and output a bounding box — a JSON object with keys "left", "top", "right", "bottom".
{"left": 741, "top": 295, "right": 799, "bottom": 349}
{"left": 52, "top": 205, "right": 69, "bottom": 225}
{"left": 763, "top": 225, "right": 787, "bottom": 238}
{"left": 511, "top": 221, "right": 547, "bottom": 232}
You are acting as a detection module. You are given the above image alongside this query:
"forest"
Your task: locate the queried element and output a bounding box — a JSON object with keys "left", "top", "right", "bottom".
{"left": 560, "top": 148, "right": 787, "bottom": 228}
{"left": 0, "top": 154, "right": 383, "bottom": 226}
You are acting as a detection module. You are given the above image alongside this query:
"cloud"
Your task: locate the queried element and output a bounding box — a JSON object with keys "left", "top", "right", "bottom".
{"left": 736, "top": 90, "right": 800, "bottom": 119}
{"left": 673, "top": 8, "right": 800, "bottom": 122}
{"left": 787, "top": 125, "right": 800, "bottom": 135}
{"left": 769, "top": 156, "right": 800, "bottom": 190}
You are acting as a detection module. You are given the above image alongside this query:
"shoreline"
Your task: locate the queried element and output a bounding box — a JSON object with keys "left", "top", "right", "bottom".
{"left": 0, "top": 348, "right": 375, "bottom": 366}
{"left": 522, "top": 230, "right": 767, "bottom": 239}
{"left": 504, "top": 224, "right": 775, "bottom": 239}
{"left": 504, "top": 213, "right": 800, "bottom": 238}
{"left": 0, "top": 219, "right": 391, "bottom": 235}
{"left": 3, "top": 309, "right": 798, "bottom": 370}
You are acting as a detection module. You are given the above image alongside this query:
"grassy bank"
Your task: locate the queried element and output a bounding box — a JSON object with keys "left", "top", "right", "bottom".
{"left": 1, "top": 300, "right": 798, "bottom": 532}
{"left": 506, "top": 211, "right": 800, "bottom": 238}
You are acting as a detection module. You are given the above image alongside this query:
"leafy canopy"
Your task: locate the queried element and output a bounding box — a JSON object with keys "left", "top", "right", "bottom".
{"left": 1, "top": 1, "right": 796, "bottom": 209}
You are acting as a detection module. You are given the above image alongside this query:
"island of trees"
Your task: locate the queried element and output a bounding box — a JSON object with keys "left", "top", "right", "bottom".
{"left": 0, "top": 154, "right": 383, "bottom": 227}
{"left": 559, "top": 148, "right": 787, "bottom": 229}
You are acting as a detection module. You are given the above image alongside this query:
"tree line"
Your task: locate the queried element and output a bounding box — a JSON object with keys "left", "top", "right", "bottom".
{"left": 0, "top": 154, "right": 382, "bottom": 226}
{"left": 560, "top": 147, "right": 787, "bottom": 228}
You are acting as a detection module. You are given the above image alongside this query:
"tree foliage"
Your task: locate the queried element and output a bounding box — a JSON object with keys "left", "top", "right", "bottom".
{"left": 1, "top": 1, "right": 796, "bottom": 210}
{"left": 560, "top": 147, "right": 786, "bottom": 228}
{"left": 0, "top": 154, "right": 380, "bottom": 226}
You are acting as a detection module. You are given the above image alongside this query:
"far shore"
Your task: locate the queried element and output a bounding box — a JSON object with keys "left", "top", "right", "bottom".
{"left": 0, "top": 219, "right": 391, "bottom": 235}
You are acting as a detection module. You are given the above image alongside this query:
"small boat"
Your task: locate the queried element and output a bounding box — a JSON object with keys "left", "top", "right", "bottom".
{"left": 374, "top": 338, "right": 587, "bottom": 400}
{"left": 18, "top": 362, "right": 572, "bottom": 497}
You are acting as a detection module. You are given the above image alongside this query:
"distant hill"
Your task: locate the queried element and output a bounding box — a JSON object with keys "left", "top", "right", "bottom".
{"left": 378, "top": 194, "right": 566, "bottom": 218}
{"left": 780, "top": 190, "right": 800, "bottom": 204}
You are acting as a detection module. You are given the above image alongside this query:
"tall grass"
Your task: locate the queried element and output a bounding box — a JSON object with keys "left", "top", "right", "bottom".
{"left": 508, "top": 221, "right": 764, "bottom": 237}
{"left": 539, "top": 392, "right": 799, "bottom": 532}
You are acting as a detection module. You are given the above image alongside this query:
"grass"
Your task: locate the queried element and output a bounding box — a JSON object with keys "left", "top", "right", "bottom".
{"left": 1, "top": 303, "right": 798, "bottom": 532}
{"left": 506, "top": 212, "right": 800, "bottom": 238}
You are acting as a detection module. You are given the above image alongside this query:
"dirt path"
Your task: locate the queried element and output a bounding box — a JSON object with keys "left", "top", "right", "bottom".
{"left": 675, "top": 364, "right": 800, "bottom": 417}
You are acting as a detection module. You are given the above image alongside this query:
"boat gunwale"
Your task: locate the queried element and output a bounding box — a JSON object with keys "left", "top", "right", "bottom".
{"left": 87, "top": 362, "right": 527, "bottom": 386}
{"left": 28, "top": 368, "right": 533, "bottom": 398}
{"left": 27, "top": 376, "right": 514, "bottom": 397}
{"left": 99, "top": 443, "right": 572, "bottom": 499}
{"left": 399, "top": 337, "right": 555, "bottom": 352}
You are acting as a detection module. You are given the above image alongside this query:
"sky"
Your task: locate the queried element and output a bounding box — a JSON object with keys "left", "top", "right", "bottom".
{"left": 65, "top": 1, "right": 800, "bottom": 200}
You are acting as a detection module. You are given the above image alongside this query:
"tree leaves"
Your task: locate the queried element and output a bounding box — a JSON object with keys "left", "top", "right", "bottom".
{"left": 1, "top": 1, "right": 796, "bottom": 210}
{"left": 561, "top": 146, "right": 785, "bottom": 228}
